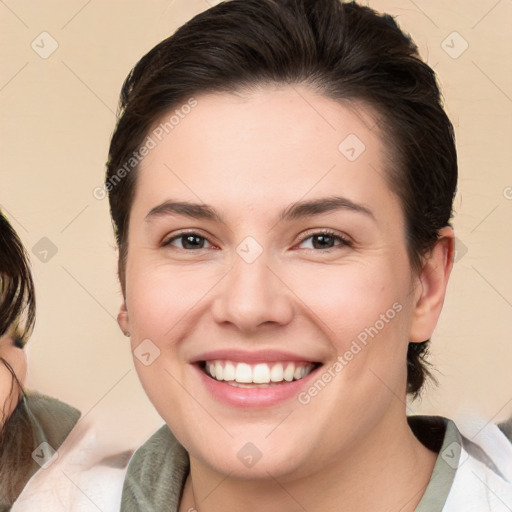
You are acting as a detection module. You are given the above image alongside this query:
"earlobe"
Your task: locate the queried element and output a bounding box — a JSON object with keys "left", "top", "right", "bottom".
{"left": 409, "top": 226, "right": 455, "bottom": 343}
{"left": 117, "top": 301, "right": 131, "bottom": 337}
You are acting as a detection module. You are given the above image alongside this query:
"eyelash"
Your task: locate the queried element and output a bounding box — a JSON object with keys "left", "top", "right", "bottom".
{"left": 162, "top": 229, "right": 352, "bottom": 252}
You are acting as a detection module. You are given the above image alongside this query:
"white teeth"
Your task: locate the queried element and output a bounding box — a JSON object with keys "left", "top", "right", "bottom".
{"left": 223, "top": 361, "right": 235, "bottom": 381}
{"left": 215, "top": 361, "right": 223, "bottom": 381}
{"left": 283, "top": 363, "right": 295, "bottom": 382}
{"left": 270, "top": 363, "right": 284, "bottom": 382}
{"left": 253, "top": 363, "right": 271, "bottom": 384}
{"left": 235, "top": 363, "right": 252, "bottom": 383}
{"left": 204, "top": 360, "right": 315, "bottom": 385}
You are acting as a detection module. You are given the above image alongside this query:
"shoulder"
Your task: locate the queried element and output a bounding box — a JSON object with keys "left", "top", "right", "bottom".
{"left": 128, "top": 424, "right": 184, "bottom": 471}
{"left": 12, "top": 412, "right": 133, "bottom": 512}
{"left": 409, "top": 414, "right": 512, "bottom": 512}
{"left": 24, "top": 391, "right": 81, "bottom": 450}
{"left": 443, "top": 415, "right": 512, "bottom": 511}
{"left": 121, "top": 425, "right": 189, "bottom": 512}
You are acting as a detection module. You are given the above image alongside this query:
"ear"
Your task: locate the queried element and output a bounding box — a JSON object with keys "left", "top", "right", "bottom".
{"left": 117, "top": 300, "right": 130, "bottom": 337}
{"left": 409, "top": 226, "right": 455, "bottom": 343}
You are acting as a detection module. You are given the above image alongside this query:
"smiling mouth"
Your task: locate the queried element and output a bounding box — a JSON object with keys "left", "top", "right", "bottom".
{"left": 200, "top": 360, "right": 321, "bottom": 388}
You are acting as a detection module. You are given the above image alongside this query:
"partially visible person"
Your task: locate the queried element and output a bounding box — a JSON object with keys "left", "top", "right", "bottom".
{"left": 2, "top": 215, "right": 135, "bottom": 512}
{"left": 0, "top": 210, "right": 80, "bottom": 510}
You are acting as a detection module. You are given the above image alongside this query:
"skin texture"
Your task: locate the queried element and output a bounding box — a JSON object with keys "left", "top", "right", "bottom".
{"left": 118, "top": 85, "right": 454, "bottom": 512}
{"left": 0, "top": 328, "right": 26, "bottom": 427}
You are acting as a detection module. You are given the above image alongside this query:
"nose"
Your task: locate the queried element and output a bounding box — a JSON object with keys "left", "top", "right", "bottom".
{"left": 210, "top": 249, "right": 294, "bottom": 334}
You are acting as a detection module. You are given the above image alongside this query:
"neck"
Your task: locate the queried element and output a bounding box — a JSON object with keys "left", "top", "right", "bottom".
{"left": 180, "top": 412, "right": 437, "bottom": 512}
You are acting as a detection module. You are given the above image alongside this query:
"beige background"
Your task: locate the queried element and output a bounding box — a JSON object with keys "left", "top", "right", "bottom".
{"left": 1, "top": 0, "right": 511, "bottom": 445}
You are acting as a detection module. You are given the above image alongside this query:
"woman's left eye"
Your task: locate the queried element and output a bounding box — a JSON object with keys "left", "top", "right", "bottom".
{"left": 13, "top": 336, "right": 25, "bottom": 349}
{"left": 163, "top": 232, "right": 213, "bottom": 250}
{"left": 297, "top": 231, "right": 351, "bottom": 251}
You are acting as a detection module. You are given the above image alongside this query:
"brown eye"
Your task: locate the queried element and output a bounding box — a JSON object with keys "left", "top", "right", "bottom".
{"left": 164, "top": 232, "right": 213, "bottom": 250}
{"left": 298, "top": 230, "right": 352, "bottom": 251}
{"left": 311, "top": 233, "right": 337, "bottom": 249}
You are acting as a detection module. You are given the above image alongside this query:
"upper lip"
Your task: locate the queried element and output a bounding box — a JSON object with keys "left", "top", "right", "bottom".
{"left": 190, "top": 349, "right": 322, "bottom": 364}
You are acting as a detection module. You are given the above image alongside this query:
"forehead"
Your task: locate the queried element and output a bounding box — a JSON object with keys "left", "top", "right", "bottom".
{"left": 134, "top": 85, "right": 399, "bottom": 222}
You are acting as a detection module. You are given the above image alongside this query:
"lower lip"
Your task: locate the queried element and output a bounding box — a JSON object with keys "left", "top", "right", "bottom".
{"left": 194, "top": 364, "right": 321, "bottom": 408}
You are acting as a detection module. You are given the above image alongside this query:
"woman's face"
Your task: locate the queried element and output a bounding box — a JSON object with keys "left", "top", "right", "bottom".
{"left": 0, "top": 328, "right": 26, "bottom": 427}
{"left": 119, "top": 85, "right": 444, "bottom": 479}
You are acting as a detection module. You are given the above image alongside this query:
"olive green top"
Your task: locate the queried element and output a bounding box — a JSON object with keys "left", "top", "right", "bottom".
{"left": 0, "top": 392, "right": 80, "bottom": 511}
{"left": 23, "top": 392, "right": 81, "bottom": 456}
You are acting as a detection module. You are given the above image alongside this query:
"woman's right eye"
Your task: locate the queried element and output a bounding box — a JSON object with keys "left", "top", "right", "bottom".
{"left": 163, "top": 232, "right": 214, "bottom": 250}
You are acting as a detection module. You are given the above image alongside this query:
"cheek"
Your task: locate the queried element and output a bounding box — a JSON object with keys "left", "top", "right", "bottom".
{"left": 290, "top": 260, "right": 408, "bottom": 342}
{"left": 125, "top": 266, "right": 205, "bottom": 437}
{"left": 293, "top": 264, "right": 412, "bottom": 426}
{"left": 290, "top": 259, "right": 412, "bottom": 400}
{"left": 125, "top": 262, "right": 219, "bottom": 410}
{"left": 126, "top": 264, "right": 217, "bottom": 341}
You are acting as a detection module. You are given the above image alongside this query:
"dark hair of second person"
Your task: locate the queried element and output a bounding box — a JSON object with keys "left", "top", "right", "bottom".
{"left": 0, "top": 212, "right": 80, "bottom": 509}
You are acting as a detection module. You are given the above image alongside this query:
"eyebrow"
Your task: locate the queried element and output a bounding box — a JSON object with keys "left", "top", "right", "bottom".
{"left": 146, "top": 201, "right": 222, "bottom": 223}
{"left": 279, "top": 196, "right": 375, "bottom": 222}
{"left": 145, "top": 196, "right": 375, "bottom": 224}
